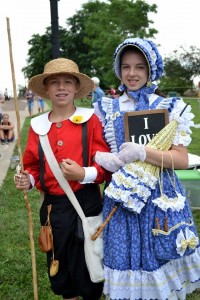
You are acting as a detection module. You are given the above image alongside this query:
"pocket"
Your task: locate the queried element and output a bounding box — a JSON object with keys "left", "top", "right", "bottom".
{"left": 152, "top": 218, "right": 199, "bottom": 260}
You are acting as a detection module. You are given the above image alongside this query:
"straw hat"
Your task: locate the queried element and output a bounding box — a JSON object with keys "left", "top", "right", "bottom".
{"left": 28, "top": 58, "right": 94, "bottom": 100}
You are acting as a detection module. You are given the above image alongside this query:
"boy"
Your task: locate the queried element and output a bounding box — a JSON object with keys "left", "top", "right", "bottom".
{"left": 14, "top": 58, "right": 112, "bottom": 300}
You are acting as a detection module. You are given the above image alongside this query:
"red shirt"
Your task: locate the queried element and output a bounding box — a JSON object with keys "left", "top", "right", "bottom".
{"left": 23, "top": 113, "right": 110, "bottom": 195}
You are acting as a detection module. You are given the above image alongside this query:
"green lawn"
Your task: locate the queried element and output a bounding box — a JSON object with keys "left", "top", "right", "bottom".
{"left": 0, "top": 98, "right": 199, "bottom": 299}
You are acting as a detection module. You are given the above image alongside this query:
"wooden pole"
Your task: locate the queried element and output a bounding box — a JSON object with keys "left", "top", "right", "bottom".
{"left": 6, "top": 17, "right": 38, "bottom": 300}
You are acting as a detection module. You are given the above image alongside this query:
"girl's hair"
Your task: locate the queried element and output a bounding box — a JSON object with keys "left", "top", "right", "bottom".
{"left": 2, "top": 113, "right": 9, "bottom": 118}
{"left": 120, "top": 46, "right": 149, "bottom": 72}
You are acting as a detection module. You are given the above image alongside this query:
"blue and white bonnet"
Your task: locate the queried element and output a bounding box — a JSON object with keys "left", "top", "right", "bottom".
{"left": 113, "top": 37, "right": 164, "bottom": 82}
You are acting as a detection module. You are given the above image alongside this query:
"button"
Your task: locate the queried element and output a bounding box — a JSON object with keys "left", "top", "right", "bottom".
{"left": 56, "top": 122, "right": 62, "bottom": 128}
{"left": 57, "top": 140, "right": 64, "bottom": 146}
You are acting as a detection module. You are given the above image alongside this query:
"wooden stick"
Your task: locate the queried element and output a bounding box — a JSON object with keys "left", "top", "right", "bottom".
{"left": 6, "top": 17, "right": 38, "bottom": 300}
{"left": 91, "top": 205, "right": 119, "bottom": 241}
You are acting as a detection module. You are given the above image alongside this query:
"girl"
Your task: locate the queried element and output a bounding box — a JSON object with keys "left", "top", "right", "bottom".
{"left": 94, "top": 37, "right": 200, "bottom": 300}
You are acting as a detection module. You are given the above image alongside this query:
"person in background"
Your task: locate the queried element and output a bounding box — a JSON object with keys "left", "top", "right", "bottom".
{"left": 25, "top": 89, "right": 35, "bottom": 117}
{"left": 4, "top": 88, "right": 9, "bottom": 101}
{"left": 91, "top": 77, "right": 105, "bottom": 107}
{"left": 14, "top": 57, "right": 110, "bottom": 300}
{"left": 0, "top": 113, "right": 15, "bottom": 144}
{"left": 36, "top": 95, "right": 45, "bottom": 114}
{"left": 94, "top": 37, "right": 200, "bottom": 300}
{"left": 109, "top": 85, "right": 116, "bottom": 98}
{"left": 0, "top": 103, "right": 3, "bottom": 123}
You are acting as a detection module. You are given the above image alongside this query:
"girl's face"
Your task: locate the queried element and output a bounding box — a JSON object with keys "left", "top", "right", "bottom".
{"left": 2, "top": 114, "right": 9, "bottom": 123}
{"left": 121, "top": 50, "right": 149, "bottom": 91}
{"left": 45, "top": 74, "right": 79, "bottom": 107}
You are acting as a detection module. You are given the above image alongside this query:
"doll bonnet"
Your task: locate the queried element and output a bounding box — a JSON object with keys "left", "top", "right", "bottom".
{"left": 113, "top": 37, "right": 164, "bottom": 82}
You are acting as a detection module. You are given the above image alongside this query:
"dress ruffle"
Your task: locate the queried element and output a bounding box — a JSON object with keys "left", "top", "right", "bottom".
{"left": 97, "top": 96, "right": 119, "bottom": 153}
{"left": 104, "top": 247, "right": 200, "bottom": 300}
{"left": 105, "top": 162, "right": 158, "bottom": 213}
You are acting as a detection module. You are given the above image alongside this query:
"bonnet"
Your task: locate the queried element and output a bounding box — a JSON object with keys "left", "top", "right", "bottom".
{"left": 113, "top": 37, "right": 164, "bottom": 82}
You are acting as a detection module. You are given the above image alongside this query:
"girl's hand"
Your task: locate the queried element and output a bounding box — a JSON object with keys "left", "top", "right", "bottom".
{"left": 117, "top": 142, "right": 146, "bottom": 164}
{"left": 95, "top": 151, "right": 125, "bottom": 172}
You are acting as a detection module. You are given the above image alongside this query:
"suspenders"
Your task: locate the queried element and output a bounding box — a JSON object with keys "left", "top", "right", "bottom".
{"left": 38, "top": 122, "right": 88, "bottom": 193}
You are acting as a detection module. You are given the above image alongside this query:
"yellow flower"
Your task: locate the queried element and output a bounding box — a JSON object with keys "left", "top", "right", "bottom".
{"left": 72, "top": 115, "right": 83, "bottom": 123}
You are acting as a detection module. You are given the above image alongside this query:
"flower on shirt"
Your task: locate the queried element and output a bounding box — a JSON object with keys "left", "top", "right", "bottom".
{"left": 72, "top": 115, "right": 83, "bottom": 123}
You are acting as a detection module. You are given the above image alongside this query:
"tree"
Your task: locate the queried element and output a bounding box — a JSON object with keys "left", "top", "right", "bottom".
{"left": 180, "top": 45, "right": 200, "bottom": 78}
{"left": 22, "top": 0, "right": 158, "bottom": 89}
{"left": 159, "top": 47, "right": 200, "bottom": 95}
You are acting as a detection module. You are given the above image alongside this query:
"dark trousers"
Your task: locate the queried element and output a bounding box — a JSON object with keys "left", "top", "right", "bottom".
{"left": 40, "top": 184, "right": 103, "bottom": 300}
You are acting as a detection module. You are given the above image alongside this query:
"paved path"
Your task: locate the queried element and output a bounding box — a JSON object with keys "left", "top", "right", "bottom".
{"left": 0, "top": 99, "right": 47, "bottom": 187}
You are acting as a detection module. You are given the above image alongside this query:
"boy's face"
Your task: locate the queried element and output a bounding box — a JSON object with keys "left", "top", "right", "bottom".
{"left": 44, "top": 74, "right": 79, "bottom": 106}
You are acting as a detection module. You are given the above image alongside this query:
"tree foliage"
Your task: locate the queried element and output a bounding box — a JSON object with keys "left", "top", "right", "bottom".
{"left": 179, "top": 46, "right": 200, "bottom": 78}
{"left": 22, "top": 0, "right": 199, "bottom": 93}
{"left": 159, "top": 47, "right": 200, "bottom": 95}
{"left": 22, "top": 0, "right": 158, "bottom": 89}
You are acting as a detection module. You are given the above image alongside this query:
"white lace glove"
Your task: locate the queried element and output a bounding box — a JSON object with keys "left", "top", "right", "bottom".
{"left": 117, "top": 142, "right": 146, "bottom": 164}
{"left": 95, "top": 151, "right": 125, "bottom": 172}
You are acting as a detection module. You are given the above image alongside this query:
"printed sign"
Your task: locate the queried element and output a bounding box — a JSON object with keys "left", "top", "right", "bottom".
{"left": 124, "top": 109, "right": 169, "bottom": 145}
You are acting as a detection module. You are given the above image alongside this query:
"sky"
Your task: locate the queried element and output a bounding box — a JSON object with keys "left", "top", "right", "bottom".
{"left": 0, "top": 0, "right": 200, "bottom": 96}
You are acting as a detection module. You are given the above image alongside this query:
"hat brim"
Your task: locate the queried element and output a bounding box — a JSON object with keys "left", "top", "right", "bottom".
{"left": 28, "top": 72, "right": 94, "bottom": 100}
{"left": 114, "top": 44, "right": 151, "bottom": 81}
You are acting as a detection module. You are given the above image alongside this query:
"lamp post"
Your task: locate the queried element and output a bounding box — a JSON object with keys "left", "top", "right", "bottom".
{"left": 49, "top": 0, "right": 60, "bottom": 58}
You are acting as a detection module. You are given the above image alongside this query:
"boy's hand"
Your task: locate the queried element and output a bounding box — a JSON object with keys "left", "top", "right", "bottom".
{"left": 60, "top": 159, "right": 85, "bottom": 181}
{"left": 14, "top": 170, "right": 31, "bottom": 190}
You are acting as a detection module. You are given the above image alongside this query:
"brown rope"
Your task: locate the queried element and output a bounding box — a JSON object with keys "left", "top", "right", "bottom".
{"left": 6, "top": 17, "right": 38, "bottom": 300}
{"left": 91, "top": 205, "right": 119, "bottom": 241}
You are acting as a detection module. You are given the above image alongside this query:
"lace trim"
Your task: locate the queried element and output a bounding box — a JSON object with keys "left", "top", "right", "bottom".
{"left": 152, "top": 192, "right": 186, "bottom": 212}
{"left": 157, "top": 97, "right": 194, "bottom": 146}
{"left": 105, "top": 162, "right": 159, "bottom": 213}
{"left": 101, "top": 97, "right": 118, "bottom": 153}
{"left": 103, "top": 247, "right": 200, "bottom": 300}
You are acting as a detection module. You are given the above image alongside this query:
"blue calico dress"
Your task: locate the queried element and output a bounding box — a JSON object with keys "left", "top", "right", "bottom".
{"left": 95, "top": 92, "right": 200, "bottom": 300}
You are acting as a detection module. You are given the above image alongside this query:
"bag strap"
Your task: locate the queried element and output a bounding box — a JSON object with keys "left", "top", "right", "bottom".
{"left": 38, "top": 123, "right": 88, "bottom": 192}
{"left": 39, "top": 134, "right": 86, "bottom": 221}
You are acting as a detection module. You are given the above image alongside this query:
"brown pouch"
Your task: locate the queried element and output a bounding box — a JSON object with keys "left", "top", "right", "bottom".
{"left": 38, "top": 205, "right": 53, "bottom": 252}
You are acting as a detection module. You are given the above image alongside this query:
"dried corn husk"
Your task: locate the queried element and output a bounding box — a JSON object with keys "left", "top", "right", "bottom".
{"left": 134, "top": 119, "right": 178, "bottom": 179}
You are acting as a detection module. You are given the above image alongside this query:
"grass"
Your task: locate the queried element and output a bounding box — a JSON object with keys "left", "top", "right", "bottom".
{"left": 0, "top": 98, "right": 199, "bottom": 299}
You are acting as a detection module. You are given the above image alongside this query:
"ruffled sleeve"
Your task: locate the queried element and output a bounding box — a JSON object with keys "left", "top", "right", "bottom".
{"left": 94, "top": 97, "right": 118, "bottom": 153}
{"left": 157, "top": 97, "right": 195, "bottom": 146}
